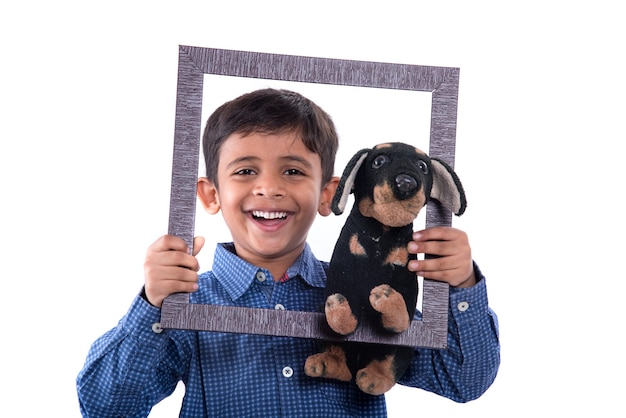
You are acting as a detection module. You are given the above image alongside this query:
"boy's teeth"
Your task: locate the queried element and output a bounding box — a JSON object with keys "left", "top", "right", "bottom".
{"left": 252, "top": 211, "right": 287, "bottom": 219}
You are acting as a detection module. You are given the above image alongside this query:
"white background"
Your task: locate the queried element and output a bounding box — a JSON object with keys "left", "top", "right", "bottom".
{"left": 1, "top": 1, "right": 624, "bottom": 416}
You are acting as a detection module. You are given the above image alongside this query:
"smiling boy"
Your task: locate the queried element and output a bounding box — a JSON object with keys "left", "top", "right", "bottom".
{"left": 196, "top": 130, "right": 334, "bottom": 283}
{"left": 77, "top": 88, "right": 500, "bottom": 417}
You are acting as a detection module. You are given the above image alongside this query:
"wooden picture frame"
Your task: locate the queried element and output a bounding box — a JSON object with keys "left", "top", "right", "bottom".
{"left": 160, "top": 46, "right": 460, "bottom": 348}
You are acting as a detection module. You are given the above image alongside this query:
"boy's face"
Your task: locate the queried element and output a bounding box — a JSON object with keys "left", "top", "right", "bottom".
{"left": 197, "top": 131, "right": 338, "bottom": 269}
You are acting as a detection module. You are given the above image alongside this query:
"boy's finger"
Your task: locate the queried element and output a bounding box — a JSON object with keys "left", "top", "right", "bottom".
{"left": 146, "top": 277, "right": 199, "bottom": 307}
{"left": 412, "top": 226, "right": 456, "bottom": 242}
{"left": 408, "top": 240, "right": 454, "bottom": 257}
{"left": 150, "top": 235, "right": 189, "bottom": 252}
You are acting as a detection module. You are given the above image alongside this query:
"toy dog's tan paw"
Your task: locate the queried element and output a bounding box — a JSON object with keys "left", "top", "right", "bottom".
{"left": 304, "top": 345, "right": 352, "bottom": 382}
{"left": 369, "top": 284, "right": 410, "bottom": 333}
{"left": 355, "top": 356, "right": 397, "bottom": 395}
{"left": 325, "top": 293, "right": 358, "bottom": 335}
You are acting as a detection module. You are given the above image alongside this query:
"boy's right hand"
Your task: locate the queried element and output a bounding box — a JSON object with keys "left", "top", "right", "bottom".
{"left": 143, "top": 235, "right": 205, "bottom": 307}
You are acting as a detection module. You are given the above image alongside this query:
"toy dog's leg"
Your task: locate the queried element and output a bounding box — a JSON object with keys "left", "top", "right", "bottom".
{"left": 369, "top": 284, "right": 410, "bottom": 333}
{"left": 304, "top": 344, "right": 352, "bottom": 382}
{"left": 355, "top": 355, "right": 397, "bottom": 396}
{"left": 325, "top": 293, "right": 358, "bottom": 335}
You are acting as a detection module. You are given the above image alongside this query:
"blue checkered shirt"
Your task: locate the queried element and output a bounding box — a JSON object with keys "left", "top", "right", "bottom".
{"left": 77, "top": 243, "right": 499, "bottom": 417}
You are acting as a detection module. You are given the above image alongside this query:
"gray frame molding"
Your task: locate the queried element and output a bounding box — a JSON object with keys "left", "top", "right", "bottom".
{"left": 160, "top": 46, "right": 460, "bottom": 348}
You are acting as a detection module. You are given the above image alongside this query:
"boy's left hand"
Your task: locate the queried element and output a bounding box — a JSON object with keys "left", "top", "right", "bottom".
{"left": 407, "top": 226, "right": 476, "bottom": 288}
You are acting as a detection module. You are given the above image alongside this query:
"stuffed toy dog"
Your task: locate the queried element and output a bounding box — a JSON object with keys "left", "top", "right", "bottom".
{"left": 304, "top": 142, "right": 467, "bottom": 395}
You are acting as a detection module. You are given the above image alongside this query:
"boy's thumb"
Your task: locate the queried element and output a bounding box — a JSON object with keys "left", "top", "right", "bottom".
{"left": 192, "top": 236, "right": 205, "bottom": 256}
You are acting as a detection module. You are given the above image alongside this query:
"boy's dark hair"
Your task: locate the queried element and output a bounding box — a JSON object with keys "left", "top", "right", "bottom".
{"left": 202, "top": 88, "right": 338, "bottom": 188}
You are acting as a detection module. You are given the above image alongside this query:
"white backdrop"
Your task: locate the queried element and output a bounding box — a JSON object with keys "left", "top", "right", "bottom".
{"left": 1, "top": 1, "right": 624, "bottom": 416}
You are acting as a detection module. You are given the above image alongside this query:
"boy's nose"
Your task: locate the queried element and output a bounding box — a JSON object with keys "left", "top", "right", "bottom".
{"left": 253, "top": 177, "right": 286, "bottom": 198}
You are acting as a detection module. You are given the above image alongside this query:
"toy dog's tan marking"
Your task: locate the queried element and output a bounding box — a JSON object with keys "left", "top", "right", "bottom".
{"left": 384, "top": 247, "right": 409, "bottom": 267}
{"left": 358, "top": 184, "right": 426, "bottom": 228}
{"left": 369, "top": 285, "right": 410, "bottom": 333}
{"left": 373, "top": 183, "right": 394, "bottom": 204}
{"left": 349, "top": 234, "right": 366, "bottom": 256}
{"left": 355, "top": 355, "right": 396, "bottom": 396}
{"left": 325, "top": 293, "right": 358, "bottom": 335}
{"left": 304, "top": 345, "right": 352, "bottom": 382}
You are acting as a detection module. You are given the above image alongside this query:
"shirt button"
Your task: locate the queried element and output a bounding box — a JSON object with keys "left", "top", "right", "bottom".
{"left": 151, "top": 322, "right": 163, "bottom": 333}
{"left": 256, "top": 271, "right": 267, "bottom": 282}
{"left": 282, "top": 366, "right": 294, "bottom": 378}
{"left": 457, "top": 301, "right": 469, "bottom": 312}
{"left": 274, "top": 304, "right": 285, "bottom": 310}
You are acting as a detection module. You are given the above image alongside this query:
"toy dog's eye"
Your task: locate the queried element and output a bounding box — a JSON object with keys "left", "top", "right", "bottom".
{"left": 372, "top": 155, "right": 390, "bottom": 169}
{"left": 417, "top": 160, "right": 429, "bottom": 175}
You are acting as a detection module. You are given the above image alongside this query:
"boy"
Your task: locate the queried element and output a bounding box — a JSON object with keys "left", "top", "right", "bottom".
{"left": 77, "top": 88, "right": 500, "bottom": 417}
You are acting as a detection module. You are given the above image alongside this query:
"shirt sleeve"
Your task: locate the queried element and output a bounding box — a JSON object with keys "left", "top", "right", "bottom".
{"left": 398, "top": 263, "right": 500, "bottom": 402}
{"left": 76, "top": 291, "right": 190, "bottom": 417}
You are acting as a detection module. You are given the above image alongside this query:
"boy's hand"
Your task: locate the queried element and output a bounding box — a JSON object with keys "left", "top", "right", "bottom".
{"left": 407, "top": 227, "right": 476, "bottom": 288}
{"left": 143, "top": 235, "right": 205, "bottom": 307}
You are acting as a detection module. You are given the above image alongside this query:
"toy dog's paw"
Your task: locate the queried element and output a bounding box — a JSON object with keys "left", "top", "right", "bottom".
{"left": 304, "top": 345, "right": 352, "bottom": 382}
{"left": 369, "top": 285, "right": 410, "bottom": 333}
{"left": 355, "top": 356, "right": 397, "bottom": 395}
{"left": 325, "top": 293, "right": 358, "bottom": 335}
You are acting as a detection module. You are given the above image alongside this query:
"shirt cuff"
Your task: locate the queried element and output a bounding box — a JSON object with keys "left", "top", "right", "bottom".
{"left": 448, "top": 262, "right": 491, "bottom": 325}
{"left": 119, "top": 289, "right": 169, "bottom": 346}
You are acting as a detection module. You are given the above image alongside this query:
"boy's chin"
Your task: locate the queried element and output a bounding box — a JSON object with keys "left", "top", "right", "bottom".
{"left": 249, "top": 238, "right": 305, "bottom": 258}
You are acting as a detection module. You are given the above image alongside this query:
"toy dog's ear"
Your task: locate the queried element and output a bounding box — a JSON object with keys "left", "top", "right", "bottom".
{"left": 331, "top": 148, "right": 370, "bottom": 215}
{"left": 430, "top": 158, "right": 467, "bottom": 216}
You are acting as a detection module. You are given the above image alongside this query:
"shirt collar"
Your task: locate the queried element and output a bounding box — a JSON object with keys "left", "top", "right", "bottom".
{"left": 212, "top": 242, "right": 327, "bottom": 301}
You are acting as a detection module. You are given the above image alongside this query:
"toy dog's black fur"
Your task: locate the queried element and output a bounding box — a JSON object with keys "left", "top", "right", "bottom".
{"left": 304, "top": 142, "right": 466, "bottom": 395}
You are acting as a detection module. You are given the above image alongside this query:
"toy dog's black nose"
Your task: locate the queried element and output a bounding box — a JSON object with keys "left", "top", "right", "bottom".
{"left": 395, "top": 174, "right": 418, "bottom": 198}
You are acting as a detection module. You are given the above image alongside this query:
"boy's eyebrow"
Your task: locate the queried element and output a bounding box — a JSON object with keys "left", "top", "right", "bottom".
{"left": 225, "top": 156, "right": 259, "bottom": 169}
{"left": 279, "top": 155, "right": 314, "bottom": 169}
{"left": 226, "top": 155, "right": 314, "bottom": 169}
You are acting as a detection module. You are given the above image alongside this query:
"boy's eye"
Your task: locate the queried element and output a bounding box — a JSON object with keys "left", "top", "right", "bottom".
{"left": 235, "top": 169, "right": 256, "bottom": 175}
{"left": 284, "top": 168, "right": 304, "bottom": 176}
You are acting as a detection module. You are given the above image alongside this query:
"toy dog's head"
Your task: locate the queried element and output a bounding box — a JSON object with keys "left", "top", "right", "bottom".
{"left": 332, "top": 142, "right": 466, "bottom": 227}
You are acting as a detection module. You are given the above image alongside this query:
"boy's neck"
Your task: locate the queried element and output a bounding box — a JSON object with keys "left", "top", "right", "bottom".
{"left": 259, "top": 260, "right": 292, "bottom": 282}
{"left": 230, "top": 243, "right": 302, "bottom": 282}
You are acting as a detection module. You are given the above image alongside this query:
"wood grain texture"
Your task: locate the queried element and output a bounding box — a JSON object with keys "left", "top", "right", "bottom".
{"left": 167, "top": 47, "right": 203, "bottom": 252}
{"left": 162, "top": 279, "right": 449, "bottom": 348}
{"left": 161, "top": 46, "right": 459, "bottom": 348}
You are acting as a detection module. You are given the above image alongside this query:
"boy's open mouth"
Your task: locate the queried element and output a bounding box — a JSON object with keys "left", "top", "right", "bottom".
{"left": 251, "top": 210, "right": 288, "bottom": 221}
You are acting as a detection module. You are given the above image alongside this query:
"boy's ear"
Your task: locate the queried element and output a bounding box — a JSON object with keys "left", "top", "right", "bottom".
{"left": 197, "top": 177, "right": 221, "bottom": 214}
{"left": 318, "top": 176, "right": 340, "bottom": 217}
